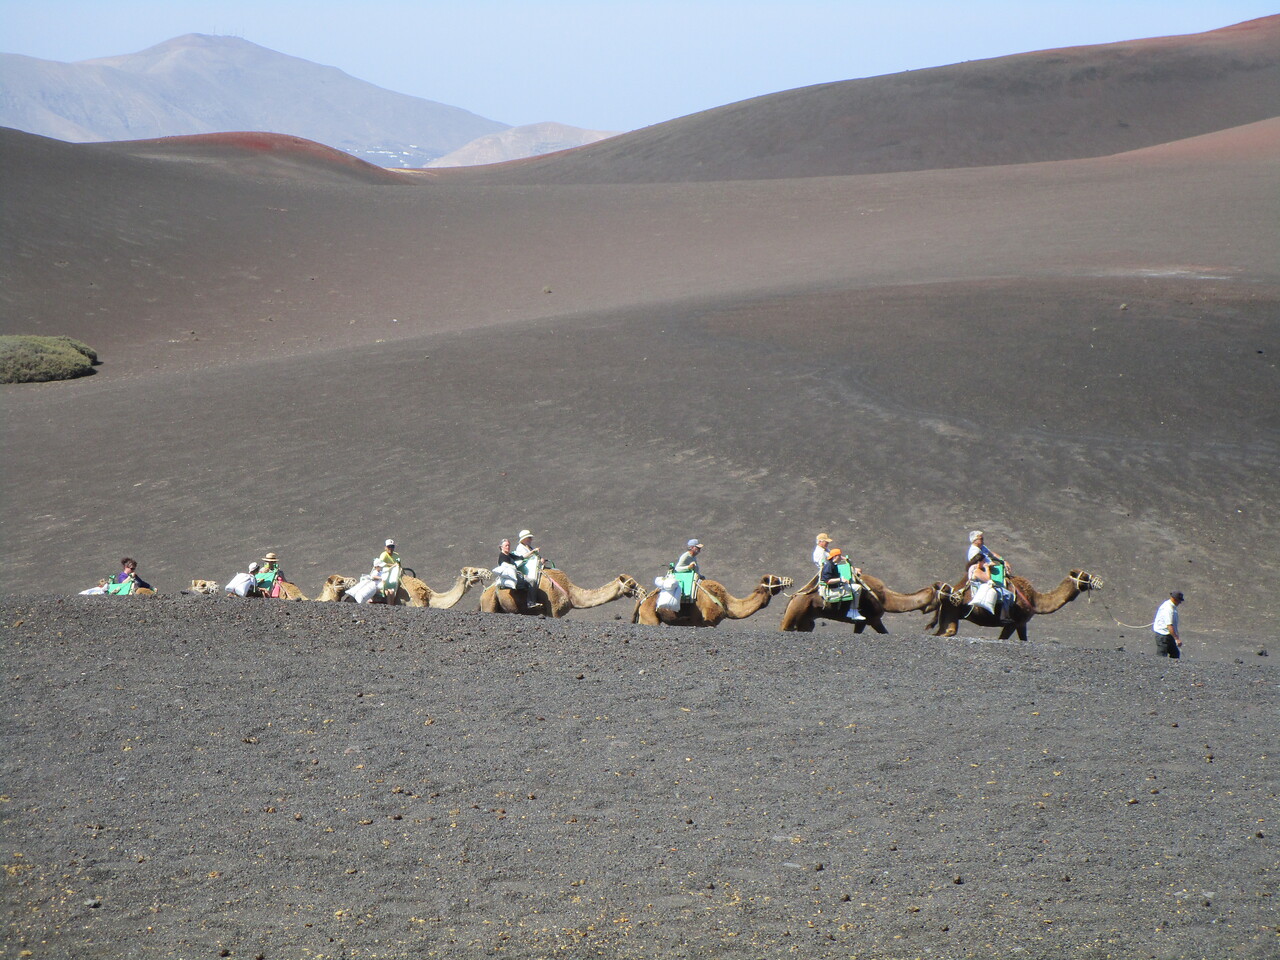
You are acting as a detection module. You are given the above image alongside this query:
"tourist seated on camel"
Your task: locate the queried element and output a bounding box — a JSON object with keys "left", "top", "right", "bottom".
{"left": 376, "top": 538, "right": 404, "bottom": 602}
{"left": 496, "top": 529, "right": 542, "bottom": 611}
{"left": 224, "top": 562, "right": 260, "bottom": 597}
{"left": 968, "top": 558, "right": 1015, "bottom": 621}
{"left": 819, "top": 547, "right": 865, "bottom": 622}
{"left": 106, "top": 557, "right": 151, "bottom": 595}
{"left": 254, "top": 552, "right": 286, "bottom": 598}
{"left": 966, "top": 530, "right": 1005, "bottom": 575}
{"left": 812, "top": 532, "right": 833, "bottom": 572}
{"left": 672, "top": 538, "right": 704, "bottom": 604}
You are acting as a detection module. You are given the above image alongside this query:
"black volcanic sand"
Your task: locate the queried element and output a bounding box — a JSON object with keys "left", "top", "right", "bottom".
{"left": 2, "top": 596, "right": 1276, "bottom": 958}
{"left": 4, "top": 275, "right": 1277, "bottom": 659}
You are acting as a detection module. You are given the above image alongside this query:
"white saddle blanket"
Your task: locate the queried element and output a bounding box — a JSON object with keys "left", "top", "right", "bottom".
{"left": 224, "top": 572, "right": 255, "bottom": 597}
{"left": 347, "top": 576, "right": 382, "bottom": 604}
{"left": 654, "top": 574, "right": 681, "bottom": 612}
{"left": 494, "top": 559, "right": 540, "bottom": 592}
{"left": 970, "top": 581, "right": 1013, "bottom": 615}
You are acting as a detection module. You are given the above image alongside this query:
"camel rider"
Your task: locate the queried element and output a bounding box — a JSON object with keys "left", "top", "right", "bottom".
{"left": 256, "top": 552, "right": 284, "bottom": 597}
{"left": 966, "top": 530, "right": 1004, "bottom": 574}
{"left": 513, "top": 530, "right": 543, "bottom": 609}
{"left": 108, "top": 557, "right": 151, "bottom": 594}
{"left": 820, "top": 546, "right": 866, "bottom": 622}
{"left": 675, "top": 539, "right": 702, "bottom": 575}
{"left": 671, "top": 539, "right": 703, "bottom": 603}
{"left": 967, "top": 532, "right": 1014, "bottom": 620}
{"left": 376, "top": 538, "right": 403, "bottom": 600}
{"left": 813, "top": 532, "right": 833, "bottom": 572}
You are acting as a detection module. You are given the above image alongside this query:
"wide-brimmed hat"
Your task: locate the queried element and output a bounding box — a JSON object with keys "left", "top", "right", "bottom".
{"left": 816, "top": 532, "right": 832, "bottom": 543}
{"left": 518, "top": 529, "right": 533, "bottom": 540}
{"left": 262, "top": 552, "right": 279, "bottom": 562}
{"left": 687, "top": 539, "right": 703, "bottom": 548}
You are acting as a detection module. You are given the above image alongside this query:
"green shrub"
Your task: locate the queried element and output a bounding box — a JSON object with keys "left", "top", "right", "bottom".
{"left": 0, "top": 335, "right": 101, "bottom": 383}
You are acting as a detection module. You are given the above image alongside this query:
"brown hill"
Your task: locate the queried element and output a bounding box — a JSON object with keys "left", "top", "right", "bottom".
{"left": 99, "top": 131, "right": 416, "bottom": 185}
{"left": 437, "top": 16, "right": 1280, "bottom": 183}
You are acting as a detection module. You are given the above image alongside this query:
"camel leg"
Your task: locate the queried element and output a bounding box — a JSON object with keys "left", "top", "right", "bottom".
{"left": 636, "top": 598, "right": 661, "bottom": 626}
{"left": 1016, "top": 623, "right": 1029, "bottom": 642}
{"left": 998, "top": 625, "right": 1015, "bottom": 640}
{"left": 866, "top": 617, "right": 888, "bottom": 635}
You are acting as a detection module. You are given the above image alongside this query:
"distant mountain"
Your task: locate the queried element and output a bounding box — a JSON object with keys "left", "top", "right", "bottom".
{"left": 0, "top": 34, "right": 507, "bottom": 167}
{"left": 441, "top": 15, "right": 1280, "bottom": 184}
{"left": 427, "top": 122, "right": 618, "bottom": 168}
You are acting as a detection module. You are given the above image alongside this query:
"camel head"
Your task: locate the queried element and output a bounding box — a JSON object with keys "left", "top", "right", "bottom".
{"left": 189, "top": 579, "right": 220, "bottom": 595}
{"left": 324, "top": 574, "right": 359, "bottom": 594}
{"left": 760, "top": 575, "right": 793, "bottom": 595}
{"left": 616, "top": 574, "right": 642, "bottom": 597}
{"left": 461, "top": 566, "right": 492, "bottom": 586}
{"left": 1069, "top": 569, "right": 1103, "bottom": 593}
{"left": 937, "top": 581, "right": 966, "bottom": 606}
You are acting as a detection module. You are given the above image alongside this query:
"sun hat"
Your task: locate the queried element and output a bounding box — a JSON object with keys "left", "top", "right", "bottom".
{"left": 262, "top": 552, "right": 279, "bottom": 562}
{"left": 816, "top": 532, "right": 832, "bottom": 543}
{"left": 687, "top": 539, "right": 703, "bottom": 548}
{"left": 969, "top": 530, "right": 983, "bottom": 543}
{"left": 518, "top": 529, "right": 533, "bottom": 540}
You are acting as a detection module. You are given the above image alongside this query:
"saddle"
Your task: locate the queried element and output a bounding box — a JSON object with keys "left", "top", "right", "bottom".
{"left": 671, "top": 568, "right": 699, "bottom": 604}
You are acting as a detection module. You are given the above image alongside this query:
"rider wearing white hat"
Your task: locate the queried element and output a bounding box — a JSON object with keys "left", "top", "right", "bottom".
{"left": 378, "top": 538, "right": 402, "bottom": 569}
{"left": 513, "top": 530, "right": 542, "bottom": 608}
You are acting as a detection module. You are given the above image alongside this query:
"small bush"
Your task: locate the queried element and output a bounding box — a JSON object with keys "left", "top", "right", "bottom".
{"left": 0, "top": 335, "right": 101, "bottom": 383}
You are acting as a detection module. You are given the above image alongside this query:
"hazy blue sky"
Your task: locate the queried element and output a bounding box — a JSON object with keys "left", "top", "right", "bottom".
{"left": 2, "top": 1, "right": 1274, "bottom": 130}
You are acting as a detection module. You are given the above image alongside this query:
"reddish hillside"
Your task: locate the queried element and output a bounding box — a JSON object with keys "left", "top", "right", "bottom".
{"left": 99, "top": 131, "right": 415, "bottom": 185}
{"left": 441, "top": 16, "right": 1280, "bottom": 184}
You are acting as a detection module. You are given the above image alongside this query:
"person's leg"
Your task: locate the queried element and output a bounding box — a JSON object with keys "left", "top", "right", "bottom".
{"left": 1154, "top": 632, "right": 1179, "bottom": 658}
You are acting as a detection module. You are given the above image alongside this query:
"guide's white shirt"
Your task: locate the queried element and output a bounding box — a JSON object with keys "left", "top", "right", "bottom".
{"left": 1153, "top": 599, "right": 1179, "bottom": 636}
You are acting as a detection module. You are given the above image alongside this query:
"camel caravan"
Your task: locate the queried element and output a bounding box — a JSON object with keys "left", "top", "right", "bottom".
{"left": 82, "top": 528, "right": 1102, "bottom": 641}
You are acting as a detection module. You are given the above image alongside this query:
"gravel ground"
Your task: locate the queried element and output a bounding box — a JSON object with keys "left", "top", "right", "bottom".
{"left": 3, "top": 594, "right": 1276, "bottom": 959}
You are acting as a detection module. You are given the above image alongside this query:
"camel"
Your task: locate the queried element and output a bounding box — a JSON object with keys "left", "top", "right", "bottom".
{"left": 480, "top": 569, "right": 641, "bottom": 618}
{"left": 189, "top": 579, "right": 220, "bottom": 595}
{"left": 932, "top": 569, "right": 1102, "bottom": 642}
{"left": 316, "top": 567, "right": 490, "bottom": 608}
{"left": 634, "top": 574, "right": 793, "bottom": 627}
{"left": 778, "top": 573, "right": 942, "bottom": 634}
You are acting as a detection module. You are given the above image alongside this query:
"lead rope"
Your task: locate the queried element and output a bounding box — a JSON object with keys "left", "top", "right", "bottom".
{"left": 1073, "top": 573, "right": 1152, "bottom": 629}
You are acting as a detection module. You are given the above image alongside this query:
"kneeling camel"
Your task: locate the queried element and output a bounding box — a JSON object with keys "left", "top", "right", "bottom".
{"left": 634, "top": 574, "right": 793, "bottom": 627}
{"left": 317, "top": 567, "right": 490, "bottom": 607}
{"left": 480, "top": 569, "right": 641, "bottom": 618}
